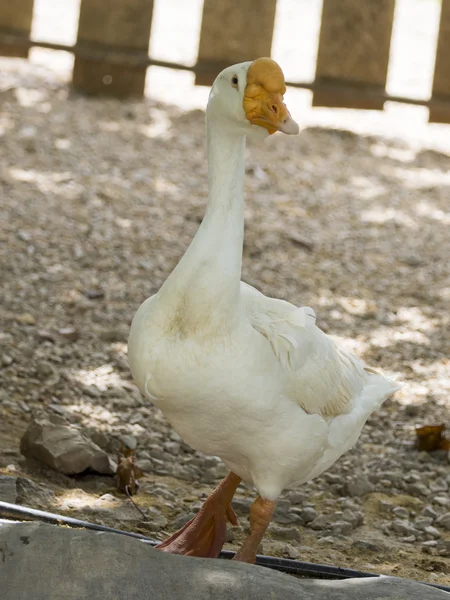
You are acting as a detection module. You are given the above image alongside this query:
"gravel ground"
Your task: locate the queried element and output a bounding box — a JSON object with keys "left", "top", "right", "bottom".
{"left": 1, "top": 41, "right": 450, "bottom": 587}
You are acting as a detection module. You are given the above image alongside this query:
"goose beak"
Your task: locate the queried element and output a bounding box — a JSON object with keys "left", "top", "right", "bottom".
{"left": 243, "top": 57, "right": 299, "bottom": 136}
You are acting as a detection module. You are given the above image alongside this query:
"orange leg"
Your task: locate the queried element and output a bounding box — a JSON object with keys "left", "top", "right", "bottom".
{"left": 232, "top": 496, "right": 276, "bottom": 563}
{"left": 156, "top": 471, "right": 241, "bottom": 558}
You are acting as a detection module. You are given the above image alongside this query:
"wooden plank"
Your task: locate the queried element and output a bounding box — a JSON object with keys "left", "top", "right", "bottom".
{"left": 313, "top": 0, "right": 395, "bottom": 110}
{"left": 195, "top": 0, "right": 277, "bottom": 86}
{"left": 73, "top": 0, "right": 154, "bottom": 97}
{"left": 430, "top": 0, "right": 450, "bottom": 123}
{"left": 0, "top": 0, "right": 34, "bottom": 58}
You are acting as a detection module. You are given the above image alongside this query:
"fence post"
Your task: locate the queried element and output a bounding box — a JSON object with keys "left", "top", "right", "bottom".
{"left": 195, "top": 0, "right": 277, "bottom": 86}
{"left": 313, "top": 0, "right": 395, "bottom": 109}
{"left": 430, "top": 0, "right": 450, "bottom": 123}
{"left": 73, "top": 0, "right": 154, "bottom": 97}
{"left": 0, "top": 0, "right": 34, "bottom": 58}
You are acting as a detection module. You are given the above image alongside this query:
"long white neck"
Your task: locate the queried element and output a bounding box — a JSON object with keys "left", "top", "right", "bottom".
{"left": 157, "top": 117, "right": 246, "bottom": 335}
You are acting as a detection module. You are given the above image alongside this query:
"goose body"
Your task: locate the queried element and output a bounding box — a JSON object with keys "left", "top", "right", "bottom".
{"left": 128, "top": 58, "right": 401, "bottom": 560}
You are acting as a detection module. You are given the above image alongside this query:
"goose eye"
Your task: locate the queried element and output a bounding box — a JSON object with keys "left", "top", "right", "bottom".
{"left": 231, "top": 75, "right": 239, "bottom": 89}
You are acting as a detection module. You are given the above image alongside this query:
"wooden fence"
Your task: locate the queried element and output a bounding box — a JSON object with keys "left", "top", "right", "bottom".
{"left": 1, "top": 0, "right": 450, "bottom": 123}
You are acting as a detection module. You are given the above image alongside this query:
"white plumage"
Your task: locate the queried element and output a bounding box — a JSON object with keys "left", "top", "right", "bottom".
{"left": 128, "top": 59, "right": 401, "bottom": 506}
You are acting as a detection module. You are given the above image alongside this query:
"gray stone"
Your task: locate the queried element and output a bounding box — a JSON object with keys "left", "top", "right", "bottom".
{"left": 20, "top": 413, "right": 116, "bottom": 475}
{"left": 285, "top": 491, "right": 306, "bottom": 505}
{"left": 267, "top": 524, "right": 302, "bottom": 542}
{"left": 415, "top": 517, "right": 433, "bottom": 530}
{"left": 352, "top": 539, "right": 386, "bottom": 552}
{"left": 423, "top": 526, "right": 441, "bottom": 539}
{"left": 283, "top": 543, "right": 300, "bottom": 559}
{"left": 332, "top": 520, "right": 353, "bottom": 535}
{"left": 436, "top": 540, "right": 450, "bottom": 557}
{"left": 421, "top": 505, "right": 438, "bottom": 520}
{"left": 347, "top": 475, "right": 374, "bottom": 497}
{"left": 436, "top": 512, "right": 450, "bottom": 530}
{"left": 15, "top": 476, "right": 55, "bottom": 507}
{"left": 0, "top": 522, "right": 448, "bottom": 599}
{"left": 341, "top": 509, "right": 363, "bottom": 527}
{"left": 391, "top": 520, "right": 417, "bottom": 537}
{"left": 393, "top": 507, "right": 409, "bottom": 520}
{"left": 300, "top": 507, "right": 318, "bottom": 524}
{"left": 309, "top": 515, "right": 331, "bottom": 530}
{"left": 406, "top": 483, "right": 430, "bottom": 497}
{"left": 0, "top": 476, "right": 17, "bottom": 503}
{"left": 172, "top": 512, "right": 196, "bottom": 530}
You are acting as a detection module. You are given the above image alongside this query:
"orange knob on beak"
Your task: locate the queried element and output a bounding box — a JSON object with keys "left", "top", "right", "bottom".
{"left": 243, "top": 58, "right": 299, "bottom": 135}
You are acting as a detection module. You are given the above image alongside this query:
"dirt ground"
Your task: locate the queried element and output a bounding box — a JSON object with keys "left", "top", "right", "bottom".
{"left": 1, "top": 45, "right": 450, "bottom": 588}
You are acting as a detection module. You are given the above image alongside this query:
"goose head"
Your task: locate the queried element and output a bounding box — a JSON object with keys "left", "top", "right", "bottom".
{"left": 207, "top": 57, "right": 299, "bottom": 139}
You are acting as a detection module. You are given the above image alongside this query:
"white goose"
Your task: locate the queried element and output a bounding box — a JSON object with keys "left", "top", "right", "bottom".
{"left": 128, "top": 58, "right": 401, "bottom": 563}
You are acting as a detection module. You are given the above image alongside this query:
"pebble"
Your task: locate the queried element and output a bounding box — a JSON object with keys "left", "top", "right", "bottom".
{"left": 423, "top": 526, "right": 440, "bottom": 539}
{"left": 299, "top": 507, "right": 317, "bottom": 524}
{"left": 171, "top": 513, "right": 195, "bottom": 530}
{"left": 1, "top": 354, "right": 14, "bottom": 367}
{"left": 420, "top": 505, "right": 438, "bottom": 520}
{"left": 135, "top": 459, "right": 153, "bottom": 472}
{"left": 436, "top": 540, "right": 450, "bottom": 557}
{"left": 392, "top": 507, "right": 409, "bottom": 520}
{"left": 414, "top": 517, "right": 433, "bottom": 530}
{"left": 405, "top": 482, "right": 430, "bottom": 497}
{"left": 341, "top": 509, "right": 363, "bottom": 527}
{"left": 283, "top": 543, "right": 300, "bottom": 559}
{"left": 267, "top": 525, "right": 301, "bottom": 542}
{"left": 331, "top": 520, "right": 353, "bottom": 535}
{"left": 433, "top": 496, "right": 450, "bottom": 508}
{"left": 436, "top": 512, "right": 450, "bottom": 530}
{"left": 120, "top": 435, "right": 137, "bottom": 450}
{"left": 391, "top": 520, "right": 417, "bottom": 537}
{"left": 285, "top": 491, "right": 306, "bottom": 505}
{"left": 309, "top": 515, "right": 332, "bottom": 530}
{"left": 352, "top": 539, "right": 385, "bottom": 552}
{"left": 317, "top": 536, "right": 335, "bottom": 545}
{"left": 347, "top": 475, "right": 374, "bottom": 497}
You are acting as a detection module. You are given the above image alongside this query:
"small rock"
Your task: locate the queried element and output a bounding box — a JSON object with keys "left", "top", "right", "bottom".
{"left": 399, "top": 535, "right": 416, "bottom": 543}
{"left": 420, "top": 505, "right": 437, "bottom": 520}
{"left": 423, "top": 526, "right": 441, "bottom": 539}
{"left": 429, "top": 478, "right": 448, "bottom": 493}
{"left": 15, "top": 476, "right": 55, "bottom": 507}
{"left": 299, "top": 507, "right": 317, "bottom": 524}
{"left": 332, "top": 520, "right": 353, "bottom": 535}
{"left": 318, "top": 536, "right": 335, "bottom": 545}
{"left": 436, "top": 512, "right": 450, "bottom": 530}
{"left": 422, "top": 540, "right": 438, "bottom": 547}
{"left": 83, "top": 288, "right": 105, "bottom": 300}
{"left": 267, "top": 525, "right": 301, "bottom": 542}
{"left": 405, "top": 482, "right": 430, "bottom": 497}
{"left": 414, "top": 517, "right": 433, "bottom": 530}
{"left": 58, "top": 327, "right": 79, "bottom": 342}
{"left": 1, "top": 354, "right": 14, "bottom": 367}
{"left": 436, "top": 540, "right": 450, "bottom": 557}
{"left": 309, "top": 515, "right": 332, "bottom": 530}
{"left": 135, "top": 459, "right": 153, "bottom": 473}
{"left": 433, "top": 496, "right": 450, "bottom": 508}
{"left": 20, "top": 413, "right": 116, "bottom": 475}
{"left": 16, "top": 313, "right": 36, "bottom": 326}
{"left": 283, "top": 543, "right": 300, "bottom": 559}
{"left": 352, "top": 539, "right": 385, "bottom": 552}
{"left": 120, "top": 435, "right": 137, "bottom": 451}
{"left": 347, "top": 475, "right": 374, "bottom": 497}
{"left": 391, "top": 520, "right": 417, "bottom": 537}
{"left": 232, "top": 497, "right": 252, "bottom": 516}
{"left": 392, "top": 507, "right": 409, "bottom": 520}
{"left": 285, "top": 491, "right": 306, "bottom": 505}
{"left": 341, "top": 509, "right": 363, "bottom": 527}
{"left": 0, "top": 475, "right": 18, "bottom": 503}
{"left": 171, "top": 513, "right": 195, "bottom": 530}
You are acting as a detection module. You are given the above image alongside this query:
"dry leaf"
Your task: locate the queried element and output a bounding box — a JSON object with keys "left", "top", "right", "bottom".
{"left": 415, "top": 424, "right": 450, "bottom": 452}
